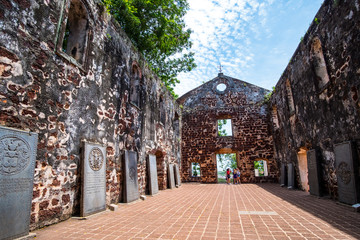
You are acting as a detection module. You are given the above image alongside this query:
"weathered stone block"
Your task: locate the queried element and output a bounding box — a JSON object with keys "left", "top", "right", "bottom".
{"left": 174, "top": 164, "right": 181, "bottom": 187}
{"left": 280, "top": 163, "right": 286, "bottom": 187}
{"left": 168, "top": 163, "right": 175, "bottom": 189}
{"left": 287, "top": 163, "right": 294, "bottom": 189}
{"left": 123, "top": 150, "right": 139, "bottom": 203}
{"left": 334, "top": 142, "right": 359, "bottom": 205}
{"left": 307, "top": 149, "right": 322, "bottom": 196}
{"left": 108, "top": 204, "right": 118, "bottom": 211}
{"left": 81, "top": 141, "right": 106, "bottom": 217}
{"left": 147, "top": 154, "right": 159, "bottom": 195}
{"left": 0, "top": 126, "right": 38, "bottom": 240}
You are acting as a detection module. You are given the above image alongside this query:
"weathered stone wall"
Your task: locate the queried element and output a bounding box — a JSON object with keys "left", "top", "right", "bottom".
{"left": 0, "top": 0, "right": 181, "bottom": 229}
{"left": 270, "top": 0, "right": 360, "bottom": 198}
{"left": 178, "top": 73, "right": 277, "bottom": 183}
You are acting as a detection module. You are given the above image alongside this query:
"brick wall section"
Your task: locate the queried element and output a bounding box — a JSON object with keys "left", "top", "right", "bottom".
{"left": 178, "top": 74, "right": 277, "bottom": 183}
{"left": 270, "top": 0, "right": 360, "bottom": 198}
{"left": 0, "top": 0, "right": 181, "bottom": 229}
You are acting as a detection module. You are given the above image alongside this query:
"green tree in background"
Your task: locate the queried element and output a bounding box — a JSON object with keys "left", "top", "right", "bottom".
{"left": 102, "top": 0, "right": 196, "bottom": 98}
{"left": 218, "top": 119, "right": 227, "bottom": 136}
{"left": 217, "top": 153, "right": 237, "bottom": 170}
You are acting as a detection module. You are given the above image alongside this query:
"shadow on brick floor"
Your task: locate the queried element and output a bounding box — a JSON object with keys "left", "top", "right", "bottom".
{"left": 257, "top": 183, "right": 360, "bottom": 239}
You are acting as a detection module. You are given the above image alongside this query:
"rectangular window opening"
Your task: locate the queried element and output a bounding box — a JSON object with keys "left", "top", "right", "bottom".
{"left": 254, "top": 160, "right": 268, "bottom": 177}
{"left": 218, "top": 119, "right": 232, "bottom": 136}
{"left": 191, "top": 162, "right": 200, "bottom": 177}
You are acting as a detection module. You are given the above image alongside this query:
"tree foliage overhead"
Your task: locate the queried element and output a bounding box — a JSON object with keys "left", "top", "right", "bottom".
{"left": 103, "top": 0, "right": 196, "bottom": 97}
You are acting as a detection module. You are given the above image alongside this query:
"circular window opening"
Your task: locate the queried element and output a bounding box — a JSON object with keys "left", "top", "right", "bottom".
{"left": 216, "top": 83, "right": 227, "bottom": 92}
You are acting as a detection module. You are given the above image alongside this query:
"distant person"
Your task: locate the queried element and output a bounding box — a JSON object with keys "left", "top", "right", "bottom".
{"left": 237, "top": 168, "right": 241, "bottom": 184}
{"left": 226, "top": 168, "right": 231, "bottom": 184}
{"left": 233, "top": 168, "right": 238, "bottom": 184}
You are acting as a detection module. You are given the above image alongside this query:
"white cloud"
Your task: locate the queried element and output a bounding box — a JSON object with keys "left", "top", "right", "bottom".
{"left": 175, "top": 0, "right": 323, "bottom": 96}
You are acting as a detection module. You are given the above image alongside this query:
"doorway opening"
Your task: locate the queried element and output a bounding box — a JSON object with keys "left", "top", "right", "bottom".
{"left": 297, "top": 148, "right": 309, "bottom": 192}
{"left": 216, "top": 152, "right": 237, "bottom": 183}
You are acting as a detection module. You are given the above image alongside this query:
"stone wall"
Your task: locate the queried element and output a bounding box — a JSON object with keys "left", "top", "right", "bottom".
{"left": 0, "top": 0, "right": 181, "bottom": 229}
{"left": 178, "top": 73, "right": 277, "bottom": 183}
{"left": 270, "top": 0, "right": 360, "bottom": 199}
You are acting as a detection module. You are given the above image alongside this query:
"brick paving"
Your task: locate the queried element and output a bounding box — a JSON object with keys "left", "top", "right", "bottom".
{"left": 34, "top": 183, "right": 360, "bottom": 240}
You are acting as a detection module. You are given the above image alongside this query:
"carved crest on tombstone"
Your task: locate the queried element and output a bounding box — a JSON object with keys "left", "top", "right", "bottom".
{"left": 129, "top": 167, "right": 136, "bottom": 183}
{"left": 337, "top": 162, "right": 351, "bottom": 185}
{"left": 0, "top": 136, "right": 31, "bottom": 175}
{"left": 88, "top": 147, "right": 104, "bottom": 171}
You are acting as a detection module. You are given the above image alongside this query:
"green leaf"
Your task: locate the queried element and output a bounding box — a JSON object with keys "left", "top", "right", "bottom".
{"left": 103, "top": 0, "right": 196, "bottom": 98}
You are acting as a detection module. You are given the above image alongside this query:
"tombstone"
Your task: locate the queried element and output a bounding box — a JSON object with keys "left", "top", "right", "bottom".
{"left": 334, "top": 142, "right": 359, "bottom": 205}
{"left": 81, "top": 141, "right": 106, "bottom": 217}
{"left": 168, "top": 163, "right": 175, "bottom": 189}
{"left": 0, "top": 126, "right": 38, "bottom": 240}
{"left": 174, "top": 164, "right": 181, "bottom": 187}
{"left": 307, "top": 149, "right": 322, "bottom": 196}
{"left": 123, "top": 150, "right": 139, "bottom": 203}
{"left": 280, "top": 163, "right": 287, "bottom": 187}
{"left": 287, "top": 163, "right": 294, "bottom": 189}
{"left": 147, "top": 154, "right": 158, "bottom": 195}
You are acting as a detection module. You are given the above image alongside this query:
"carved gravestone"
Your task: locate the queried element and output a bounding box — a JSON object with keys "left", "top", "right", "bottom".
{"left": 0, "top": 126, "right": 38, "bottom": 240}
{"left": 174, "top": 164, "right": 181, "bottom": 187}
{"left": 287, "top": 163, "right": 294, "bottom": 189}
{"left": 280, "top": 163, "right": 287, "bottom": 187}
{"left": 334, "top": 142, "right": 359, "bottom": 205}
{"left": 123, "top": 150, "right": 139, "bottom": 202}
{"left": 307, "top": 149, "right": 322, "bottom": 196}
{"left": 81, "top": 142, "right": 106, "bottom": 217}
{"left": 168, "top": 163, "right": 175, "bottom": 189}
{"left": 147, "top": 154, "right": 158, "bottom": 195}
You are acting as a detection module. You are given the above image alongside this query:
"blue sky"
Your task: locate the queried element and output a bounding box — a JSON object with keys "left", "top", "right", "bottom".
{"left": 175, "top": 0, "right": 324, "bottom": 97}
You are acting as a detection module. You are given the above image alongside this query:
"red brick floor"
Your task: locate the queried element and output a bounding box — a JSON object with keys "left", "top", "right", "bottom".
{"left": 34, "top": 183, "right": 360, "bottom": 240}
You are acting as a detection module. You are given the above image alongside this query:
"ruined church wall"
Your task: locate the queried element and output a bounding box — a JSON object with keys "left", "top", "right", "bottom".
{"left": 0, "top": 0, "right": 181, "bottom": 229}
{"left": 178, "top": 74, "right": 277, "bottom": 183}
{"left": 270, "top": 0, "right": 360, "bottom": 198}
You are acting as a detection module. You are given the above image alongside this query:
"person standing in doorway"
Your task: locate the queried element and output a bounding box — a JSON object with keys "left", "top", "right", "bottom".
{"left": 226, "top": 168, "right": 231, "bottom": 184}
{"left": 237, "top": 168, "right": 241, "bottom": 184}
{"left": 233, "top": 168, "right": 238, "bottom": 184}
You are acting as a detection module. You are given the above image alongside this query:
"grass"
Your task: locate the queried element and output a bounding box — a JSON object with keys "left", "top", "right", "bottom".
{"left": 218, "top": 170, "right": 227, "bottom": 183}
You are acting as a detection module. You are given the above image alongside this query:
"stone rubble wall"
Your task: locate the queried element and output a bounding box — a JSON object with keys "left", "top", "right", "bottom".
{"left": 270, "top": 0, "right": 360, "bottom": 198}
{"left": 178, "top": 74, "right": 277, "bottom": 183}
{"left": 0, "top": 0, "right": 181, "bottom": 229}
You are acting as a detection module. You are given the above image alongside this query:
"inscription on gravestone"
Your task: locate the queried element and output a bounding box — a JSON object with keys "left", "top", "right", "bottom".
{"left": 0, "top": 126, "right": 38, "bottom": 240}
{"left": 81, "top": 142, "right": 106, "bottom": 217}
{"left": 287, "top": 163, "right": 294, "bottom": 189}
{"left": 174, "top": 164, "right": 181, "bottom": 187}
{"left": 168, "top": 163, "right": 175, "bottom": 189}
{"left": 280, "top": 163, "right": 287, "bottom": 187}
{"left": 147, "top": 154, "right": 159, "bottom": 195}
{"left": 334, "top": 142, "right": 359, "bottom": 205}
{"left": 123, "top": 150, "right": 139, "bottom": 203}
{"left": 307, "top": 149, "right": 322, "bottom": 196}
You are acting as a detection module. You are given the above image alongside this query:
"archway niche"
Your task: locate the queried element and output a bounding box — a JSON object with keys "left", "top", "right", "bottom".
{"left": 130, "top": 62, "right": 141, "bottom": 107}
{"left": 297, "top": 148, "right": 309, "bottom": 192}
{"left": 62, "top": 0, "right": 89, "bottom": 65}
{"left": 154, "top": 150, "right": 167, "bottom": 190}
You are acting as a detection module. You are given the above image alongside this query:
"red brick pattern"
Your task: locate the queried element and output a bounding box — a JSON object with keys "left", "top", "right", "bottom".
{"left": 35, "top": 183, "right": 360, "bottom": 239}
